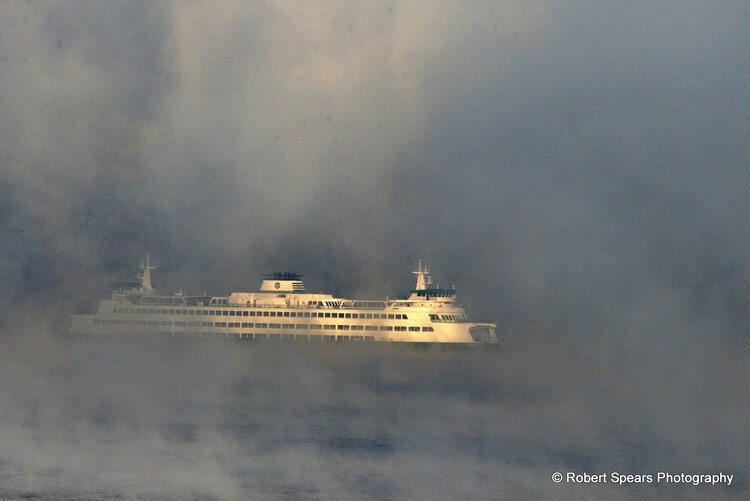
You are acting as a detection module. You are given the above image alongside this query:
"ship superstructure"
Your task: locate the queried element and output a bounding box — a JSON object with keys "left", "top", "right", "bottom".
{"left": 71, "top": 255, "right": 497, "bottom": 344}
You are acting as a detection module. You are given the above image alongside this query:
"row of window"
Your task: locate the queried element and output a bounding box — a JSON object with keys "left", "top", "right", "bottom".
{"left": 94, "top": 318, "right": 434, "bottom": 332}
{"left": 184, "top": 332, "right": 378, "bottom": 341}
{"left": 428, "top": 313, "right": 467, "bottom": 322}
{"left": 113, "top": 307, "right": 408, "bottom": 320}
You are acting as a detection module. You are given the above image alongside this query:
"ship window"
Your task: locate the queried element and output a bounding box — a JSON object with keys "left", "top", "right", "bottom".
{"left": 242, "top": 323, "right": 252, "bottom": 328}
{"left": 409, "top": 326, "right": 419, "bottom": 332}
{"left": 230, "top": 322, "right": 240, "bottom": 328}
{"left": 365, "top": 314, "right": 372, "bottom": 319}
{"left": 290, "top": 312, "right": 296, "bottom": 317}
{"left": 365, "top": 326, "right": 377, "bottom": 331}
{"left": 269, "top": 323, "right": 280, "bottom": 329}
{"left": 296, "top": 324, "right": 308, "bottom": 329}
{"left": 175, "top": 321, "right": 186, "bottom": 327}
{"left": 256, "top": 323, "right": 267, "bottom": 328}
{"left": 388, "top": 314, "right": 394, "bottom": 319}
{"left": 345, "top": 313, "right": 351, "bottom": 318}
{"left": 324, "top": 325, "right": 335, "bottom": 330}
{"left": 262, "top": 311, "right": 269, "bottom": 317}
{"left": 241, "top": 311, "right": 247, "bottom": 316}
{"left": 422, "top": 326, "right": 434, "bottom": 332}
{"left": 310, "top": 325, "right": 321, "bottom": 330}
{"left": 229, "top": 311, "right": 235, "bottom": 316}
{"left": 302, "top": 312, "right": 310, "bottom": 318}
{"left": 324, "top": 312, "right": 331, "bottom": 318}
{"left": 402, "top": 314, "right": 408, "bottom": 319}
{"left": 337, "top": 325, "right": 348, "bottom": 330}
{"left": 379, "top": 326, "right": 392, "bottom": 331}
{"left": 395, "top": 326, "right": 407, "bottom": 331}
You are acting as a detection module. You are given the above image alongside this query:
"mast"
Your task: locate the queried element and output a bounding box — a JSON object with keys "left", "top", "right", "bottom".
{"left": 412, "top": 257, "right": 432, "bottom": 290}
{"left": 140, "top": 252, "right": 156, "bottom": 293}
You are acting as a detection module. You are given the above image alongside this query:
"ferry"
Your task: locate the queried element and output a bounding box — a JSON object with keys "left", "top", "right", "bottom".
{"left": 70, "top": 254, "right": 497, "bottom": 344}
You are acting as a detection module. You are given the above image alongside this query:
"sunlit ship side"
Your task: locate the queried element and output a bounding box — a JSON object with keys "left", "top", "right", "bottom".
{"left": 71, "top": 255, "right": 497, "bottom": 345}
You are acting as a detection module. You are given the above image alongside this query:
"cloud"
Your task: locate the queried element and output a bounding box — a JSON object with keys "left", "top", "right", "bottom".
{"left": 0, "top": 1, "right": 748, "bottom": 498}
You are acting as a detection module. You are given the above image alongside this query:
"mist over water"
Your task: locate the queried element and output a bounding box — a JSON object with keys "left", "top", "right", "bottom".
{"left": 1, "top": 0, "right": 749, "bottom": 499}
{"left": 0, "top": 330, "right": 746, "bottom": 499}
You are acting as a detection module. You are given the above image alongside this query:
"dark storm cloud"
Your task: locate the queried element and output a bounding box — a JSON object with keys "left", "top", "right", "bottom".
{"left": 0, "top": 1, "right": 748, "bottom": 498}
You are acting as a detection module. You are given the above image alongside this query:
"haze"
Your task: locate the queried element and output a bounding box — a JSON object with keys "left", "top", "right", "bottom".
{"left": 0, "top": 1, "right": 748, "bottom": 499}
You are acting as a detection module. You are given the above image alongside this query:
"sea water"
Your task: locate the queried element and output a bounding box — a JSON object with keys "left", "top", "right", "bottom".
{"left": 0, "top": 334, "right": 744, "bottom": 499}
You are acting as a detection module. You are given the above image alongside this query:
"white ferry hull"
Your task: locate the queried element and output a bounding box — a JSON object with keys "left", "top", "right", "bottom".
{"left": 71, "top": 302, "right": 497, "bottom": 345}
